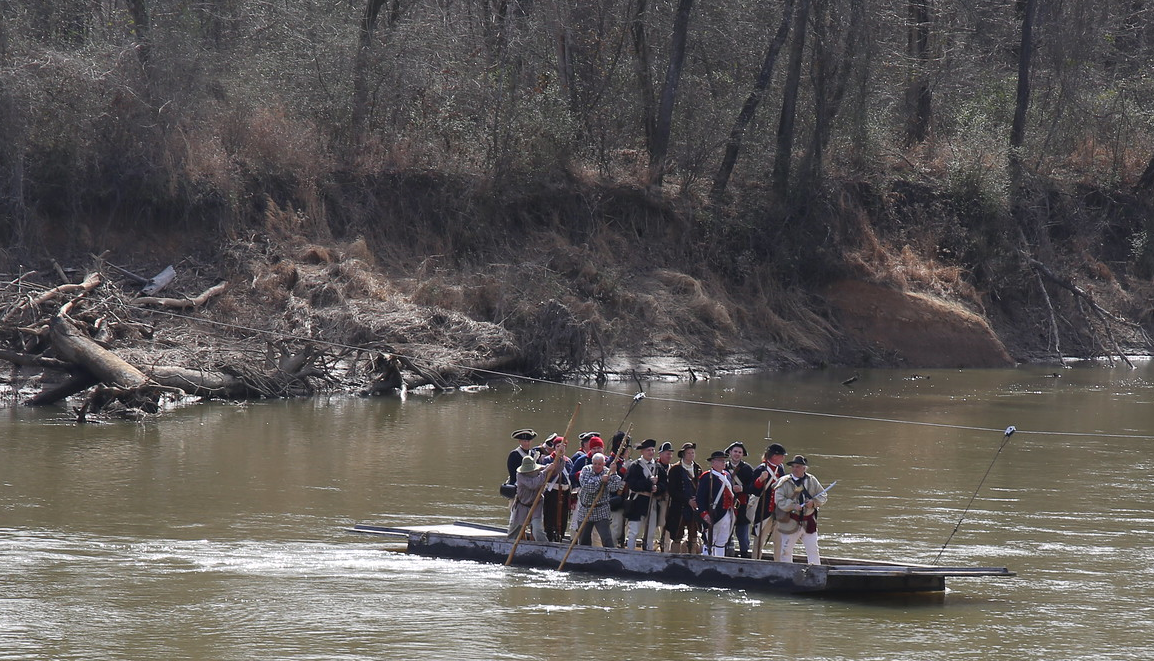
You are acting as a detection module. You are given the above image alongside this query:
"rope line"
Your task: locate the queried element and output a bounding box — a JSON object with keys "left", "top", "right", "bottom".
{"left": 124, "top": 304, "right": 1154, "bottom": 440}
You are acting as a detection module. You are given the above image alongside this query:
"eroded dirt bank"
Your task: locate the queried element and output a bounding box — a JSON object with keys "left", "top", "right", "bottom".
{"left": 4, "top": 174, "right": 1154, "bottom": 417}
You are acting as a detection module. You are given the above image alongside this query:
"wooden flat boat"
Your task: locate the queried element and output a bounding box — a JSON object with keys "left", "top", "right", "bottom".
{"left": 349, "top": 521, "right": 1015, "bottom": 595}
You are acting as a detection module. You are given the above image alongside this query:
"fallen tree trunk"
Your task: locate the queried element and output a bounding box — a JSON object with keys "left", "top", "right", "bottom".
{"left": 26, "top": 372, "right": 101, "bottom": 407}
{"left": 1027, "top": 258, "right": 1139, "bottom": 368}
{"left": 146, "top": 365, "right": 260, "bottom": 399}
{"left": 50, "top": 315, "right": 150, "bottom": 388}
{"left": 0, "top": 348, "right": 72, "bottom": 370}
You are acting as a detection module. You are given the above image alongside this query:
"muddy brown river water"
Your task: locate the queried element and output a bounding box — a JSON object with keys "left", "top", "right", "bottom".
{"left": 2, "top": 363, "right": 1152, "bottom": 660}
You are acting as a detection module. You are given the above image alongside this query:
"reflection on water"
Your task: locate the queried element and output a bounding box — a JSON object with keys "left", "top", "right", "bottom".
{"left": 2, "top": 363, "right": 1154, "bottom": 659}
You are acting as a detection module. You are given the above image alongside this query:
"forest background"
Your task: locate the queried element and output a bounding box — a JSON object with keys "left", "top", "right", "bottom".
{"left": 3, "top": 0, "right": 1154, "bottom": 387}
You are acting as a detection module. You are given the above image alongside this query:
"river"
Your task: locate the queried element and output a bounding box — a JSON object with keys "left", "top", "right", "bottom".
{"left": 1, "top": 363, "right": 1152, "bottom": 660}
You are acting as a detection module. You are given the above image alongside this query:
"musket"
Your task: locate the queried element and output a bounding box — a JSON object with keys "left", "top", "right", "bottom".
{"left": 794, "top": 479, "right": 837, "bottom": 513}
{"left": 810, "top": 480, "right": 837, "bottom": 501}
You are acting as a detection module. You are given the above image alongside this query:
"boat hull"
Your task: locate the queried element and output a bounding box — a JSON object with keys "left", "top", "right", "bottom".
{"left": 352, "top": 522, "right": 1014, "bottom": 595}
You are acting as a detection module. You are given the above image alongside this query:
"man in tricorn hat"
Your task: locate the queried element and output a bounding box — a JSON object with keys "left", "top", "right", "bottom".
{"left": 725, "top": 441, "right": 756, "bottom": 558}
{"left": 665, "top": 442, "right": 701, "bottom": 553}
{"left": 624, "top": 439, "right": 663, "bottom": 550}
{"left": 539, "top": 434, "right": 574, "bottom": 542}
{"left": 652, "top": 442, "right": 674, "bottom": 551}
{"left": 696, "top": 450, "right": 737, "bottom": 556}
{"left": 507, "top": 429, "right": 539, "bottom": 487}
{"left": 773, "top": 454, "right": 829, "bottom": 564}
{"left": 750, "top": 442, "right": 788, "bottom": 560}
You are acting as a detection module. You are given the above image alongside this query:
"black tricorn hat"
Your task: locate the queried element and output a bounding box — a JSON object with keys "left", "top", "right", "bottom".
{"left": 708, "top": 450, "right": 728, "bottom": 461}
{"left": 787, "top": 454, "right": 808, "bottom": 466}
{"left": 638, "top": 438, "right": 657, "bottom": 449}
{"left": 767, "top": 443, "right": 786, "bottom": 456}
{"left": 725, "top": 441, "right": 746, "bottom": 454}
{"left": 511, "top": 429, "right": 537, "bottom": 441}
{"left": 659, "top": 442, "right": 673, "bottom": 453}
{"left": 578, "top": 431, "right": 601, "bottom": 442}
{"left": 677, "top": 442, "right": 696, "bottom": 458}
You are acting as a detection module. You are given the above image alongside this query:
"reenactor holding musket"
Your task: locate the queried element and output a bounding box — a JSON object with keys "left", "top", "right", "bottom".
{"left": 773, "top": 454, "right": 829, "bottom": 564}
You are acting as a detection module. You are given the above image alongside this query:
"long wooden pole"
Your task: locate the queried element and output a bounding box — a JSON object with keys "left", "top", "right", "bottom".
{"left": 558, "top": 424, "right": 632, "bottom": 570}
{"left": 753, "top": 422, "right": 774, "bottom": 560}
{"left": 505, "top": 403, "right": 580, "bottom": 565}
{"left": 753, "top": 460, "right": 774, "bottom": 560}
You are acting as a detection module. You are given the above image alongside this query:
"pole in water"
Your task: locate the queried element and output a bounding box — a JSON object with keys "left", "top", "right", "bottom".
{"left": 934, "top": 426, "right": 1016, "bottom": 565}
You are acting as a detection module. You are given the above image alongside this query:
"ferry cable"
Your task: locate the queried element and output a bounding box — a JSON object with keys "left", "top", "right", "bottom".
{"left": 123, "top": 304, "right": 1154, "bottom": 440}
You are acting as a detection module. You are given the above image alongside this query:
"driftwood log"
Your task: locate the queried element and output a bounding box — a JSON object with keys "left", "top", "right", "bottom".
{"left": 2, "top": 272, "right": 102, "bottom": 324}
{"left": 133, "top": 280, "right": 228, "bottom": 309}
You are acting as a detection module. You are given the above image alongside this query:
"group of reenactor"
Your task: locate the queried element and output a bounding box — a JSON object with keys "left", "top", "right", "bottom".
{"left": 503, "top": 427, "right": 830, "bottom": 564}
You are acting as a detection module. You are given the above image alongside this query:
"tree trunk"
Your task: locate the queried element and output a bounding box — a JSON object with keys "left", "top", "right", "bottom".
{"left": 26, "top": 372, "right": 101, "bottom": 407}
{"left": 351, "top": 0, "right": 390, "bottom": 149}
{"left": 133, "top": 281, "right": 229, "bottom": 309}
{"left": 1136, "top": 153, "right": 1154, "bottom": 193}
{"left": 147, "top": 366, "right": 258, "bottom": 399}
{"left": 124, "top": 0, "right": 151, "bottom": 72}
{"left": 648, "top": 0, "right": 695, "bottom": 186}
{"left": 1009, "top": 0, "right": 1038, "bottom": 189}
{"left": 801, "top": 0, "right": 862, "bottom": 188}
{"left": 771, "top": 0, "right": 811, "bottom": 198}
{"left": 49, "top": 315, "right": 149, "bottom": 389}
{"left": 904, "top": 0, "right": 932, "bottom": 145}
{"left": 630, "top": 0, "right": 657, "bottom": 155}
{"left": 711, "top": 0, "right": 796, "bottom": 201}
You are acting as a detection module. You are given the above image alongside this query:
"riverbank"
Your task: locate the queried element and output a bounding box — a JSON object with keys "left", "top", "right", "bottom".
{"left": 7, "top": 172, "right": 1154, "bottom": 415}
{"left": 4, "top": 174, "right": 1152, "bottom": 416}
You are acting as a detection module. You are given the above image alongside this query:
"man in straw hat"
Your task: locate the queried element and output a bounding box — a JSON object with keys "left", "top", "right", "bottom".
{"left": 773, "top": 454, "right": 829, "bottom": 564}
{"left": 507, "top": 443, "right": 566, "bottom": 541}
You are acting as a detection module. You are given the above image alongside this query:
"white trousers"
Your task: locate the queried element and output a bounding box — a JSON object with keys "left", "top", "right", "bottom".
{"left": 703, "top": 511, "right": 734, "bottom": 557}
{"left": 625, "top": 500, "right": 665, "bottom": 550}
{"left": 778, "top": 527, "right": 820, "bottom": 564}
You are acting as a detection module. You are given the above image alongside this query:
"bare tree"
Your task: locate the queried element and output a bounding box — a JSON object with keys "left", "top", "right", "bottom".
{"left": 351, "top": 0, "right": 406, "bottom": 150}
{"left": 648, "top": 0, "right": 695, "bottom": 186}
{"left": 630, "top": 0, "right": 658, "bottom": 155}
{"left": 800, "top": 0, "right": 863, "bottom": 188}
{"left": 1009, "top": 0, "right": 1039, "bottom": 190}
{"left": 905, "top": 0, "right": 932, "bottom": 145}
{"left": 124, "top": 0, "right": 151, "bottom": 72}
{"left": 711, "top": 0, "right": 796, "bottom": 201}
{"left": 771, "top": 0, "right": 810, "bottom": 198}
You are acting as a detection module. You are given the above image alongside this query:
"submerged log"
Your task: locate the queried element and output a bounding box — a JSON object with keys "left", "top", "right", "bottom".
{"left": 146, "top": 365, "right": 258, "bottom": 399}
{"left": 26, "top": 372, "right": 101, "bottom": 407}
